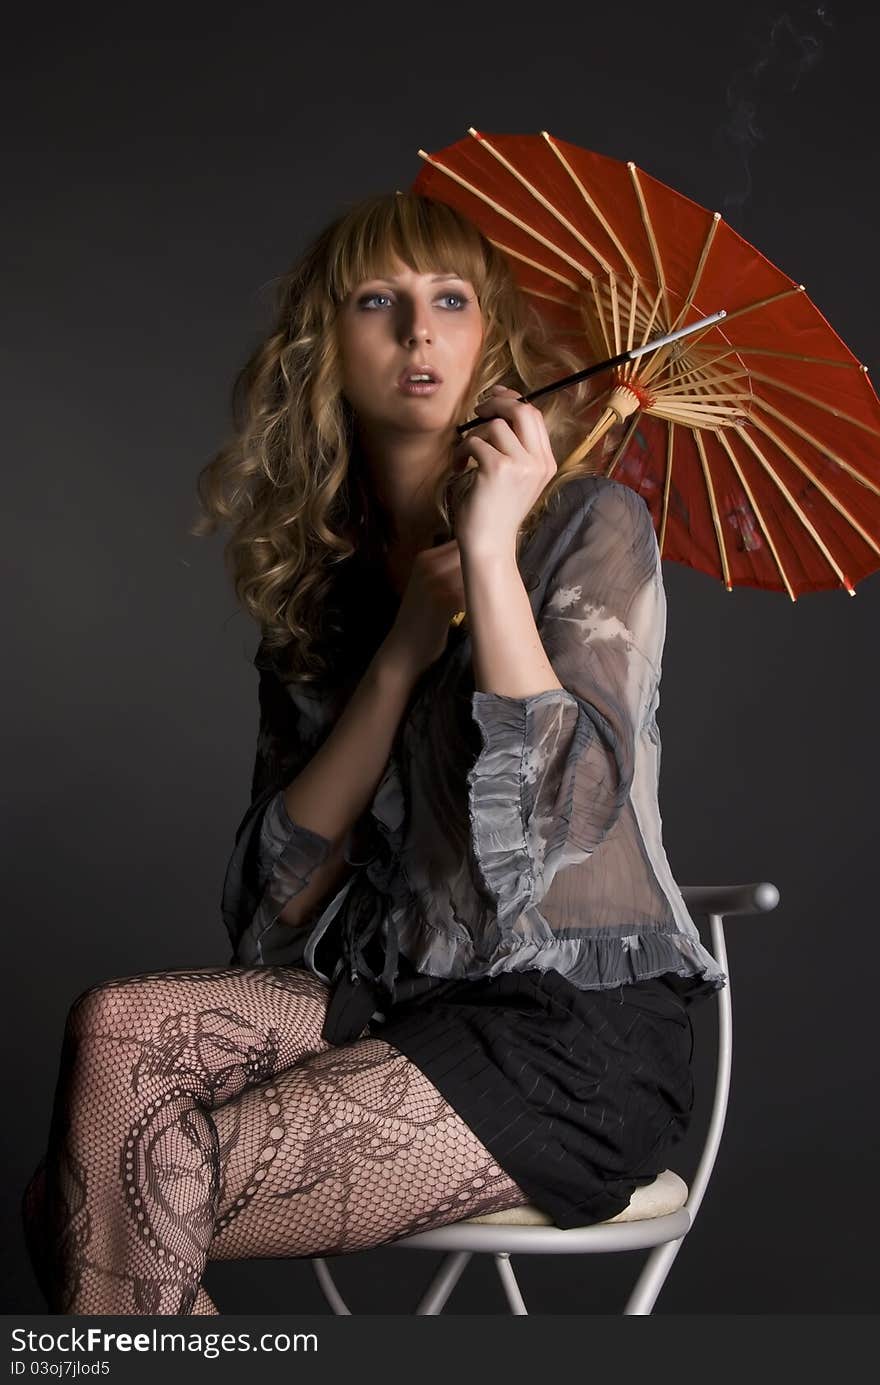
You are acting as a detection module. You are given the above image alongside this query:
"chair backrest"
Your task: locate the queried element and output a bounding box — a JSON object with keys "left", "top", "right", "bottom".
{"left": 678, "top": 882, "right": 780, "bottom": 1224}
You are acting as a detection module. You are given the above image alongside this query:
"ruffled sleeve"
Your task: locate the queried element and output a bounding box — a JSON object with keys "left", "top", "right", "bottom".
{"left": 220, "top": 651, "right": 334, "bottom": 964}
{"left": 466, "top": 479, "right": 664, "bottom": 934}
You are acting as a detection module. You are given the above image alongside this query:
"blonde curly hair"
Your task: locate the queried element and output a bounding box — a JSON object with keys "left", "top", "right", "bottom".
{"left": 190, "top": 190, "right": 611, "bottom": 685}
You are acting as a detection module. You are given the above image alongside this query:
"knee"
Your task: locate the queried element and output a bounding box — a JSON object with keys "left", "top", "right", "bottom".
{"left": 65, "top": 976, "right": 147, "bottom": 1043}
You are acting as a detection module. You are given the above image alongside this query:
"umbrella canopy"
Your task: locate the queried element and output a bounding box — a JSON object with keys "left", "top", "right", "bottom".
{"left": 412, "top": 129, "right": 880, "bottom": 599}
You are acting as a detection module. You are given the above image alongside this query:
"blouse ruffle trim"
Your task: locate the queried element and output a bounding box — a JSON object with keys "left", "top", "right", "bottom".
{"left": 390, "top": 911, "right": 728, "bottom": 993}
{"left": 233, "top": 790, "right": 332, "bottom": 966}
{"left": 466, "top": 691, "right": 565, "bottom": 907}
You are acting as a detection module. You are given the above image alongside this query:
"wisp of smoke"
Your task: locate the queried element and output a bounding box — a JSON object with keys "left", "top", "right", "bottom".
{"left": 713, "top": 5, "right": 835, "bottom": 228}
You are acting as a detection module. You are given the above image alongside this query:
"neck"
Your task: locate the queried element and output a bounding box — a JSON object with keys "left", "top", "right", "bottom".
{"left": 354, "top": 419, "right": 454, "bottom": 549}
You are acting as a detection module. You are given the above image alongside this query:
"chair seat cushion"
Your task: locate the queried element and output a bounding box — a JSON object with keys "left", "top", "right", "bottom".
{"left": 464, "top": 1169, "right": 688, "bottom": 1226}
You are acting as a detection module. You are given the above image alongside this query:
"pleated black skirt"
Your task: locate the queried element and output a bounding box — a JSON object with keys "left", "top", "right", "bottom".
{"left": 373, "top": 955, "right": 706, "bottom": 1229}
{"left": 285, "top": 921, "right": 711, "bottom": 1231}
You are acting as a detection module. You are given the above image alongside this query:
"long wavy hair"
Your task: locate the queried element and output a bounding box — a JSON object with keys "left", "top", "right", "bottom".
{"left": 190, "top": 190, "right": 615, "bottom": 685}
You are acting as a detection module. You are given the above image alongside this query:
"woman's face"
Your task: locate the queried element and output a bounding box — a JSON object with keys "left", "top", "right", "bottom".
{"left": 336, "top": 254, "right": 484, "bottom": 438}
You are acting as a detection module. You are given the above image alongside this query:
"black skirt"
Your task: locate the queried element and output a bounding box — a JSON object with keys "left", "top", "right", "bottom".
{"left": 285, "top": 921, "right": 711, "bottom": 1232}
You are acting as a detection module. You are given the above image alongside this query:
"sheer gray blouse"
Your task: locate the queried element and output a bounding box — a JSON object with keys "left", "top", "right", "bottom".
{"left": 220, "top": 474, "right": 726, "bottom": 999}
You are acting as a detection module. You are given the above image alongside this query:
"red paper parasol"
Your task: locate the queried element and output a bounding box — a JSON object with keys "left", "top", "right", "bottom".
{"left": 412, "top": 129, "right": 880, "bottom": 600}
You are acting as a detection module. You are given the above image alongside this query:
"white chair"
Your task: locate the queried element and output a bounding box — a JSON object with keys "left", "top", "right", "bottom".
{"left": 310, "top": 881, "right": 779, "bottom": 1315}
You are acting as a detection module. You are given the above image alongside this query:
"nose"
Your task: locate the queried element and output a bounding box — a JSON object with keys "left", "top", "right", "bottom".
{"left": 398, "top": 299, "right": 433, "bottom": 347}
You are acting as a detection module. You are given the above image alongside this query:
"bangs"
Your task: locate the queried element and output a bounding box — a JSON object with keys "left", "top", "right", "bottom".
{"left": 325, "top": 192, "right": 491, "bottom": 305}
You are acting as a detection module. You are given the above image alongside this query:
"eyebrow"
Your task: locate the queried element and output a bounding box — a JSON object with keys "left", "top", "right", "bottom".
{"left": 365, "top": 273, "right": 467, "bottom": 284}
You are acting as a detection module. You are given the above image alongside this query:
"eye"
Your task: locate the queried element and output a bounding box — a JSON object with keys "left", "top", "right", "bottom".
{"left": 357, "top": 293, "right": 393, "bottom": 310}
{"left": 355, "top": 290, "right": 472, "bottom": 311}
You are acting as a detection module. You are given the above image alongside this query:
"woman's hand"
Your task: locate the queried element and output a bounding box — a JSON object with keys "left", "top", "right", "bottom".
{"left": 450, "top": 385, "right": 557, "bottom": 557}
{"left": 380, "top": 539, "right": 467, "bottom": 679}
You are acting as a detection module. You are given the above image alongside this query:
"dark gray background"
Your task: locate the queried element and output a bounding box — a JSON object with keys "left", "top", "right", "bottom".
{"left": 4, "top": 0, "right": 878, "bottom": 1315}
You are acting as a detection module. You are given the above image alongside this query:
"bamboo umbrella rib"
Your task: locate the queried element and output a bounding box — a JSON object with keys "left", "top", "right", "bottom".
{"left": 752, "top": 398, "right": 880, "bottom": 495}
{"left": 542, "top": 132, "right": 644, "bottom": 282}
{"left": 651, "top": 406, "right": 739, "bottom": 427}
{"left": 744, "top": 370, "right": 880, "bottom": 440}
{"left": 627, "top": 164, "right": 671, "bottom": 329}
{"left": 748, "top": 414, "right": 880, "bottom": 554}
{"left": 654, "top": 413, "right": 738, "bottom": 429}
{"left": 417, "top": 147, "right": 599, "bottom": 286}
{"left": 715, "top": 285, "right": 806, "bottom": 327}
{"left": 673, "top": 352, "right": 730, "bottom": 394}
{"left": 636, "top": 283, "right": 668, "bottom": 353}
{"left": 607, "top": 276, "right": 652, "bottom": 319}
{"left": 639, "top": 318, "right": 737, "bottom": 386}
{"left": 650, "top": 397, "right": 750, "bottom": 414}
{"left": 670, "top": 214, "right": 722, "bottom": 335}
{"left": 650, "top": 414, "right": 744, "bottom": 429}
{"left": 642, "top": 345, "right": 739, "bottom": 391}
{"left": 579, "top": 310, "right": 613, "bottom": 366}
{"left": 638, "top": 339, "right": 688, "bottom": 389}
{"left": 693, "top": 428, "right": 732, "bottom": 589}
{"left": 491, "top": 239, "right": 583, "bottom": 290}
{"left": 699, "top": 358, "right": 757, "bottom": 409}
{"left": 634, "top": 318, "right": 757, "bottom": 390}
{"left": 580, "top": 290, "right": 615, "bottom": 356}
{"left": 638, "top": 344, "right": 672, "bottom": 389}
{"left": 594, "top": 279, "right": 656, "bottom": 345}
{"left": 692, "top": 354, "right": 753, "bottom": 386}
{"left": 687, "top": 368, "right": 759, "bottom": 426}
{"left": 465, "top": 129, "right": 620, "bottom": 277}
{"left": 626, "top": 277, "right": 640, "bottom": 352}
{"left": 609, "top": 272, "right": 622, "bottom": 355}
{"left": 663, "top": 350, "right": 685, "bottom": 399}
{"left": 726, "top": 347, "right": 864, "bottom": 368}
{"left": 561, "top": 388, "right": 614, "bottom": 469}
{"left": 732, "top": 427, "right": 855, "bottom": 591}
{"left": 650, "top": 376, "right": 755, "bottom": 401}
{"left": 660, "top": 421, "right": 674, "bottom": 556}
{"left": 668, "top": 358, "right": 754, "bottom": 418}
{"left": 521, "top": 285, "right": 583, "bottom": 311}
{"left": 590, "top": 278, "right": 614, "bottom": 358}
{"left": 715, "top": 430, "right": 796, "bottom": 599}
{"left": 658, "top": 360, "right": 751, "bottom": 394}
{"left": 603, "top": 412, "right": 642, "bottom": 479}
{"left": 640, "top": 337, "right": 698, "bottom": 389}
{"left": 653, "top": 393, "right": 754, "bottom": 407}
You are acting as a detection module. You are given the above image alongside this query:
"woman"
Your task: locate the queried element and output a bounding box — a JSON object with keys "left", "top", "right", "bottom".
{"left": 21, "top": 191, "right": 725, "bottom": 1316}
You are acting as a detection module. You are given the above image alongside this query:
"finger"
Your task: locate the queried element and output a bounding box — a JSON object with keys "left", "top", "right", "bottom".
{"left": 473, "top": 395, "right": 546, "bottom": 455}
{"left": 450, "top": 444, "right": 478, "bottom": 474}
{"left": 455, "top": 416, "right": 518, "bottom": 454}
{"left": 451, "top": 428, "right": 497, "bottom": 470}
{"left": 454, "top": 434, "right": 503, "bottom": 467}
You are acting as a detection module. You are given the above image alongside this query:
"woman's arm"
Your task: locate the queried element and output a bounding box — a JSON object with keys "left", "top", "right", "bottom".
{"left": 461, "top": 544, "right": 564, "bottom": 697}
{"left": 462, "top": 480, "right": 666, "bottom": 932}
{"left": 273, "top": 641, "right": 419, "bottom": 928}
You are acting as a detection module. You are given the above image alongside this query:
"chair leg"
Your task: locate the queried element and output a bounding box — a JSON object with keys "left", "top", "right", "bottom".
{"left": 494, "top": 1253, "right": 528, "bottom": 1314}
{"left": 310, "top": 1258, "right": 351, "bottom": 1315}
{"left": 623, "top": 1237, "right": 685, "bottom": 1315}
{"left": 415, "top": 1250, "right": 473, "bottom": 1315}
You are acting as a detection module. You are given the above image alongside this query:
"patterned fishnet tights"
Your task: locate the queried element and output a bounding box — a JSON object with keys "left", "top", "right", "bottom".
{"left": 20, "top": 965, "right": 531, "bottom": 1315}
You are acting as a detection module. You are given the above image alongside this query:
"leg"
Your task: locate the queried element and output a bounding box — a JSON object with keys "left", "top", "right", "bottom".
{"left": 21, "top": 965, "right": 341, "bottom": 1315}
{"left": 23, "top": 1160, "right": 225, "bottom": 1313}
{"left": 207, "top": 1034, "right": 531, "bottom": 1263}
